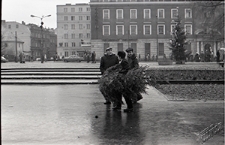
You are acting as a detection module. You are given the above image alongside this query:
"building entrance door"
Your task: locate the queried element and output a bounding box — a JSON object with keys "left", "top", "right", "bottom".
{"left": 118, "top": 43, "right": 123, "bottom": 52}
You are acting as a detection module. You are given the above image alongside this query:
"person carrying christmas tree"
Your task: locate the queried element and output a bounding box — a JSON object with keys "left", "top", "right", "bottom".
{"left": 100, "top": 47, "right": 119, "bottom": 104}
{"left": 126, "top": 47, "right": 143, "bottom": 103}
{"left": 112, "top": 51, "right": 133, "bottom": 112}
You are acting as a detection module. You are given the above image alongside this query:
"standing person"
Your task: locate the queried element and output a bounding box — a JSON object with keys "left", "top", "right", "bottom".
{"left": 125, "top": 47, "right": 143, "bottom": 103}
{"left": 216, "top": 50, "right": 220, "bottom": 63}
{"left": 100, "top": 47, "right": 119, "bottom": 104}
{"left": 113, "top": 51, "right": 133, "bottom": 112}
{"left": 92, "top": 51, "right": 96, "bottom": 63}
{"left": 87, "top": 52, "right": 90, "bottom": 63}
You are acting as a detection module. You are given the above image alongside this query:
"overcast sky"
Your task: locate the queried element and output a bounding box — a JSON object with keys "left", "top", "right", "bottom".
{"left": 2, "top": 0, "right": 90, "bottom": 29}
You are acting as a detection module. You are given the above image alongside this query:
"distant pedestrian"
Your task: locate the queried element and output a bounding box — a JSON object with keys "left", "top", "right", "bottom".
{"left": 216, "top": 50, "right": 220, "bottom": 63}
{"left": 100, "top": 47, "right": 119, "bottom": 104}
{"left": 92, "top": 51, "right": 96, "bottom": 63}
{"left": 194, "top": 53, "right": 200, "bottom": 62}
{"left": 87, "top": 52, "right": 90, "bottom": 63}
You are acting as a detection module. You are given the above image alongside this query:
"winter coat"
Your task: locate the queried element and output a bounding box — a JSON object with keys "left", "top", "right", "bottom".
{"left": 127, "top": 54, "right": 139, "bottom": 69}
{"left": 119, "top": 59, "right": 129, "bottom": 75}
{"left": 100, "top": 53, "right": 119, "bottom": 74}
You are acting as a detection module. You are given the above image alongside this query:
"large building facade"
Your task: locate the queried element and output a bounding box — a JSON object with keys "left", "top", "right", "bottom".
{"left": 1, "top": 20, "right": 57, "bottom": 61}
{"left": 57, "top": 3, "right": 91, "bottom": 59}
{"left": 27, "top": 24, "right": 57, "bottom": 60}
{"left": 1, "top": 20, "right": 31, "bottom": 61}
{"left": 89, "top": 0, "right": 224, "bottom": 60}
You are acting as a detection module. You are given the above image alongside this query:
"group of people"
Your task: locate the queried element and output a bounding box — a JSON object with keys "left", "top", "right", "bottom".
{"left": 84, "top": 51, "right": 96, "bottom": 63}
{"left": 99, "top": 47, "right": 143, "bottom": 113}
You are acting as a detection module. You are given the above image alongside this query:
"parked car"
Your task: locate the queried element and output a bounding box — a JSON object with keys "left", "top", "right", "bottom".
{"left": 36, "top": 58, "right": 41, "bottom": 61}
{"left": 64, "top": 55, "right": 84, "bottom": 62}
{"left": 1, "top": 56, "right": 8, "bottom": 63}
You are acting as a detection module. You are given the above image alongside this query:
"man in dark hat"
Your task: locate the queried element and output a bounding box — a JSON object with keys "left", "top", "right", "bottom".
{"left": 125, "top": 47, "right": 143, "bottom": 103}
{"left": 100, "top": 47, "right": 119, "bottom": 104}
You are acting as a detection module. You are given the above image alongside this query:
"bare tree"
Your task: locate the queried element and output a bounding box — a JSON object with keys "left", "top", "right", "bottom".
{"left": 193, "top": 1, "right": 224, "bottom": 41}
{"left": 1, "top": 34, "right": 8, "bottom": 55}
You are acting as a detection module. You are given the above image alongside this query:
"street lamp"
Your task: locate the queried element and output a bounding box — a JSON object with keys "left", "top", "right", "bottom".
{"left": 156, "top": 15, "right": 159, "bottom": 59}
{"left": 30, "top": 14, "right": 51, "bottom": 63}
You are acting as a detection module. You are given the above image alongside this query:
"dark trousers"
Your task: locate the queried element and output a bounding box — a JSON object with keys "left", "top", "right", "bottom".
{"left": 116, "top": 93, "right": 133, "bottom": 109}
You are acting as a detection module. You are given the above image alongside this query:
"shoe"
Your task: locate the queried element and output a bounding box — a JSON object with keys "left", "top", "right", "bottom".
{"left": 112, "top": 106, "right": 121, "bottom": 110}
{"left": 104, "top": 101, "right": 111, "bottom": 105}
{"left": 123, "top": 108, "right": 133, "bottom": 112}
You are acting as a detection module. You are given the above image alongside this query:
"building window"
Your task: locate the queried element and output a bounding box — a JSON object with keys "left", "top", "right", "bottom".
{"left": 79, "top": 24, "right": 83, "bottom": 29}
{"left": 116, "top": 9, "right": 123, "bottom": 19}
{"left": 64, "top": 16, "right": 68, "bottom": 21}
{"left": 185, "top": 24, "right": 192, "bottom": 35}
{"left": 8, "top": 25, "right": 11, "bottom": 29}
{"left": 157, "top": 24, "right": 165, "bottom": 35}
{"left": 72, "top": 42, "right": 76, "bottom": 47}
{"left": 71, "top": 8, "right": 75, "bottom": 12}
{"left": 64, "top": 8, "right": 68, "bottom": 12}
{"left": 87, "top": 24, "right": 90, "bottom": 29}
{"left": 64, "top": 43, "right": 68, "bottom": 47}
{"left": 72, "top": 51, "right": 75, "bottom": 55}
{"left": 185, "top": 9, "right": 192, "bottom": 18}
{"left": 103, "top": 25, "right": 110, "bottom": 35}
{"left": 71, "top": 24, "right": 75, "bottom": 29}
{"left": 87, "top": 33, "right": 91, "bottom": 38}
{"left": 65, "top": 51, "right": 68, "bottom": 56}
{"left": 130, "top": 9, "right": 137, "bottom": 19}
{"left": 79, "top": 16, "right": 83, "bottom": 20}
{"left": 144, "top": 9, "right": 151, "bottom": 19}
{"left": 171, "top": 9, "right": 178, "bottom": 18}
{"left": 16, "top": 24, "right": 19, "bottom": 28}
{"left": 64, "top": 24, "right": 68, "bottom": 30}
{"left": 86, "top": 7, "right": 90, "bottom": 11}
{"left": 158, "top": 9, "right": 165, "bottom": 18}
{"left": 144, "top": 25, "right": 151, "bottom": 35}
{"left": 79, "top": 33, "right": 83, "bottom": 38}
{"left": 64, "top": 34, "right": 68, "bottom": 39}
{"left": 87, "top": 16, "right": 91, "bottom": 20}
{"left": 130, "top": 25, "right": 137, "bottom": 35}
{"left": 71, "top": 16, "right": 75, "bottom": 21}
{"left": 79, "top": 8, "right": 82, "bottom": 12}
{"left": 116, "top": 25, "right": 124, "bottom": 35}
{"left": 71, "top": 34, "right": 76, "bottom": 39}
{"left": 103, "top": 9, "right": 110, "bottom": 19}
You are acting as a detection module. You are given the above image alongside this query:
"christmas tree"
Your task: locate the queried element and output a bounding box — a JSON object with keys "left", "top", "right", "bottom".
{"left": 169, "top": 17, "right": 188, "bottom": 64}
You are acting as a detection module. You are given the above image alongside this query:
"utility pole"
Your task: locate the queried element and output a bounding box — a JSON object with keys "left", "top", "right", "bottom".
{"left": 15, "top": 31, "right": 18, "bottom": 62}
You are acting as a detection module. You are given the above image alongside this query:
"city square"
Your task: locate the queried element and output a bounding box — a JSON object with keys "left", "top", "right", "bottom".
{"left": 1, "top": 0, "right": 224, "bottom": 145}
{"left": 1, "top": 61, "right": 224, "bottom": 145}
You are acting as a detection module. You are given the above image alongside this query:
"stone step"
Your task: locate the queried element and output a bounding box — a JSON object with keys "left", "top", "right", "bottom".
{"left": 1, "top": 68, "right": 100, "bottom": 72}
{"left": 1, "top": 79, "right": 99, "bottom": 84}
{"left": 1, "top": 72, "right": 101, "bottom": 75}
{"left": 1, "top": 75, "right": 101, "bottom": 79}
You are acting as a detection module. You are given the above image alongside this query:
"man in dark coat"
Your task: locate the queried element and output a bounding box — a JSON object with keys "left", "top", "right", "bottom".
{"left": 126, "top": 47, "right": 143, "bottom": 103}
{"left": 100, "top": 47, "right": 119, "bottom": 104}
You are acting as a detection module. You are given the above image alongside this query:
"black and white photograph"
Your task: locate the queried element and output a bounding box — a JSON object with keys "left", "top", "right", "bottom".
{"left": 1, "top": 0, "right": 224, "bottom": 144}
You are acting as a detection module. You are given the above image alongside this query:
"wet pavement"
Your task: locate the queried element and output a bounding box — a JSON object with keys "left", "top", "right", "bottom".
{"left": 1, "top": 85, "right": 224, "bottom": 145}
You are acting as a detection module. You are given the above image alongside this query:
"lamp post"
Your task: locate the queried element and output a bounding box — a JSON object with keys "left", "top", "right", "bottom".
{"left": 30, "top": 14, "right": 51, "bottom": 63}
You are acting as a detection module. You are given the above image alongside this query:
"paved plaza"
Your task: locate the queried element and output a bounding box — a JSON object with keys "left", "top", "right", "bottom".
{"left": 1, "top": 61, "right": 224, "bottom": 145}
